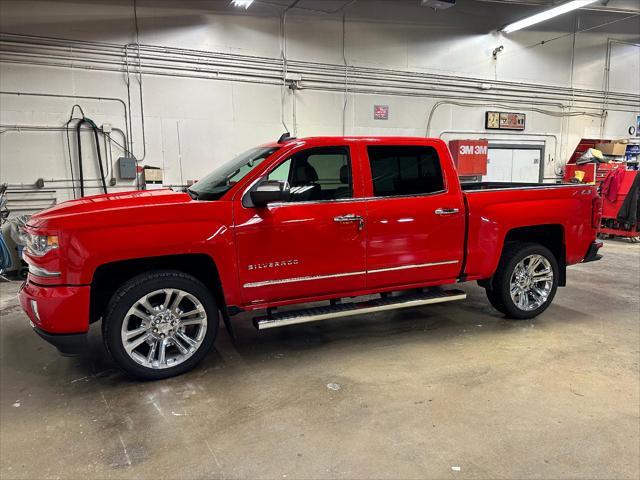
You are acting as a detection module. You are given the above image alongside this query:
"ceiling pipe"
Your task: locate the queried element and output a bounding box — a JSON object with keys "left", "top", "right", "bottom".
{"left": 0, "top": 32, "right": 635, "bottom": 105}
{"left": 1, "top": 34, "right": 635, "bottom": 108}
{"left": 4, "top": 51, "right": 631, "bottom": 112}
{"left": 2, "top": 46, "right": 633, "bottom": 109}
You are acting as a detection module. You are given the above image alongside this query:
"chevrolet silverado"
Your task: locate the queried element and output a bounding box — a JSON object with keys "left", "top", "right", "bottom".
{"left": 20, "top": 135, "right": 603, "bottom": 379}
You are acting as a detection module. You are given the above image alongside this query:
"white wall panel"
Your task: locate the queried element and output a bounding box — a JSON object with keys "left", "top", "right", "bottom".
{"left": 0, "top": 0, "right": 638, "bottom": 208}
{"left": 286, "top": 17, "right": 344, "bottom": 65}
{"left": 232, "top": 83, "right": 282, "bottom": 126}
{"left": 408, "top": 31, "right": 498, "bottom": 79}
{"left": 608, "top": 42, "right": 640, "bottom": 93}
{"left": 294, "top": 90, "right": 344, "bottom": 136}
{"left": 346, "top": 22, "right": 409, "bottom": 69}
{"left": 141, "top": 76, "right": 234, "bottom": 120}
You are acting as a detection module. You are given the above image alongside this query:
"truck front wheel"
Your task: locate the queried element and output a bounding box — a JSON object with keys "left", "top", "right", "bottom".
{"left": 103, "top": 270, "right": 218, "bottom": 380}
{"left": 486, "top": 242, "right": 559, "bottom": 320}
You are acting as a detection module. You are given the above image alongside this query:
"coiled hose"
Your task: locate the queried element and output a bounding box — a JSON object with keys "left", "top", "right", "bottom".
{"left": 76, "top": 117, "right": 108, "bottom": 197}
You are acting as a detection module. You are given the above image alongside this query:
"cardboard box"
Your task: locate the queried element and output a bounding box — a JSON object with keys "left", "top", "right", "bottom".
{"left": 143, "top": 166, "right": 163, "bottom": 182}
{"left": 596, "top": 142, "right": 627, "bottom": 156}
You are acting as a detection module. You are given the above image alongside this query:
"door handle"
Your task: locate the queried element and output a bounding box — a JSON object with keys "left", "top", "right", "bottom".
{"left": 434, "top": 208, "right": 460, "bottom": 215}
{"left": 334, "top": 214, "right": 365, "bottom": 231}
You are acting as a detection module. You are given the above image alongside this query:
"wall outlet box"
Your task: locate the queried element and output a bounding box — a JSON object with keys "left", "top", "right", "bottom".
{"left": 118, "top": 157, "right": 137, "bottom": 179}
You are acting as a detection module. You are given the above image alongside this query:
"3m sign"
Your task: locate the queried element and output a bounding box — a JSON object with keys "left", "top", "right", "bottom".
{"left": 459, "top": 144, "right": 488, "bottom": 156}
{"left": 448, "top": 139, "right": 489, "bottom": 176}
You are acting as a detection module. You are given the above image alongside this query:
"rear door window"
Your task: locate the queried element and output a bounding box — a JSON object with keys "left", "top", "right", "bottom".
{"left": 367, "top": 145, "right": 444, "bottom": 197}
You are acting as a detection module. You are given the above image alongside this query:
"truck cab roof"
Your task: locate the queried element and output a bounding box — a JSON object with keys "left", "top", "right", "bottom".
{"left": 264, "top": 135, "right": 447, "bottom": 149}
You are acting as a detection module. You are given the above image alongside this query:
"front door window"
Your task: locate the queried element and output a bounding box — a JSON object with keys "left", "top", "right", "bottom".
{"left": 267, "top": 147, "right": 353, "bottom": 202}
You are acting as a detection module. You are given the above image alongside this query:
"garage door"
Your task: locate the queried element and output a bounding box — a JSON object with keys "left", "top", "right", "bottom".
{"left": 484, "top": 148, "right": 541, "bottom": 183}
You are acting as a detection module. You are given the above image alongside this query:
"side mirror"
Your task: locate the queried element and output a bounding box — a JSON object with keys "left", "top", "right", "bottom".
{"left": 250, "top": 180, "right": 290, "bottom": 207}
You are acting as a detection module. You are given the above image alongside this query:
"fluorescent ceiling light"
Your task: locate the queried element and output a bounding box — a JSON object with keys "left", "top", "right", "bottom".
{"left": 231, "top": 0, "right": 254, "bottom": 9}
{"left": 501, "top": 0, "right": 598, "bottom": 34}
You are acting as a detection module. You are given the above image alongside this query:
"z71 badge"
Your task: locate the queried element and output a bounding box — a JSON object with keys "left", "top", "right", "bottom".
{"left": 248, "top": 259, "right": 299, "bottom": 271}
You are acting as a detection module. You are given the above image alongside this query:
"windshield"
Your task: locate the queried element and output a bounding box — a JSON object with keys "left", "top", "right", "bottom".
{"left": 188, "top": 146, "right": 279, "bottom": 200}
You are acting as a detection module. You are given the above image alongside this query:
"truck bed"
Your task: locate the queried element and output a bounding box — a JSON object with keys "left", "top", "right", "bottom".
{"left": 461, "top": 182, "right": 598, "bottom": 280}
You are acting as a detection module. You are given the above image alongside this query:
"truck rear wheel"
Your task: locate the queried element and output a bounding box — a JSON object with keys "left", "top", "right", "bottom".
{"left": 486, "top": 242, "right": 559, "bottom": 320}
{"left": 103, "top": 270, "right": 218, "bottom": 380}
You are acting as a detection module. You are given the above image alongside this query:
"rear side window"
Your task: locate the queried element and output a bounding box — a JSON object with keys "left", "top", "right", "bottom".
{"left": 367, "top": 146, "right": 444, "bottom": 197}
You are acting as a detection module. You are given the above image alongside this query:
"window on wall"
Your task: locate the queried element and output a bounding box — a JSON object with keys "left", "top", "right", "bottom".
{"left": 367, "top": 145, "right": 444, "bottom": 197}
{"left": 267, "top": 146, "right": 352, "bottom": 202}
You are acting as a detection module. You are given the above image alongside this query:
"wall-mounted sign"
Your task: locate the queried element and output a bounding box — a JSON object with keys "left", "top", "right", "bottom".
{"left": 637, "top": 115, "right": 640, "bottom": 137}
{"left": 448, "top": 139, "right": 489, "bottom": 176}
{"left": 486, "top": 111, "right": 526, "bottom": 131}
{"left": 374, "top": 105, "right": 389, "bottom": 120}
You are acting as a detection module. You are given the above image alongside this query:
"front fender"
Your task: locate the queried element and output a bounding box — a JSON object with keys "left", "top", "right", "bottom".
{"left": 59, "top": 202, "right": 236, "bottom": 291}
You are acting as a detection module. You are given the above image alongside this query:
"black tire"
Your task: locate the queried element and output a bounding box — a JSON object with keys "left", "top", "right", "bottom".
{"left": 485, "top": 286, "right": 506, "bottom": 313}
{"left": 485, "top": 242, "right": 559, "bottom": 320}
{"left": 103, "top": 270, "right": 218, "bottom": 380}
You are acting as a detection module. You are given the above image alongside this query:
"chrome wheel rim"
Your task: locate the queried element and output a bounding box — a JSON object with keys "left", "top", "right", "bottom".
{"left": 509, "top": 254, "right": 553, "bottom": 312}
{"left": 121, "top": 289, "right": 207, "bottom": 370}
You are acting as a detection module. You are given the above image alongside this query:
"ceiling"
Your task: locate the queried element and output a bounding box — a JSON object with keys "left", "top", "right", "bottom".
{"left": 25, "top": 0, "right": 640, "bottom": 35}
{"left": 239, "top": 0, "right": 640, "bottom": 16}
{"left": 217, "top": 0, "right": 640, "bottom": 34}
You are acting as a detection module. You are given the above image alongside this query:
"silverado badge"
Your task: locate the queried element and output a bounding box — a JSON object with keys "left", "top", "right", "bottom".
{"left": 247, "top": 259, "right": 299, "bottom": 271}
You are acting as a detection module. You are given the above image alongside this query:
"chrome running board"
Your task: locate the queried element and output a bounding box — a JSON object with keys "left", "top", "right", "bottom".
{"left": 253, "top": 289, "right": 467, "bottom": 330}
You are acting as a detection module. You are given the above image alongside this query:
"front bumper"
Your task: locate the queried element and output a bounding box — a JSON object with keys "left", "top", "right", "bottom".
{"left": 583, "top": 240, "right": 603, "bottom": 263}
{"left": 19, "top": 280, "right": 90, "bottom": 355}
{"left": 31, "top": 325, "right": 87, "bottom": 357}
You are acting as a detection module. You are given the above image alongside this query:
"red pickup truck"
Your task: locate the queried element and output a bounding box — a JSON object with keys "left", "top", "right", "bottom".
{"left": 20, "top": 135, "right": 603, "bottom": 379}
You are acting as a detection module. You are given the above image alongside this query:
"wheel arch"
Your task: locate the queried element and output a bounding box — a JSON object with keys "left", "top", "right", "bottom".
{"left": 479, "top": 224, "right": 566, "bottom": 289}
{"left": 89, "top": 254, "right": 225, "bottom": 324}
{"left": 502, "top": 224, "right": 566, "bottom": 287}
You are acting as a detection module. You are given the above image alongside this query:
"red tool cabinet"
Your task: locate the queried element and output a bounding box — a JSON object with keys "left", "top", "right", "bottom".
{"left": 599, "top": 169, "right": 639, "bottom": 240}
{"left": 564, "top": 139, "right": 639, "bottom": 241}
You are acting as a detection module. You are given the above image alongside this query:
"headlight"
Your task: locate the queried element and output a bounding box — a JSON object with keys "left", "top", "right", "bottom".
{"left": 27, "top": 234, "right": 59, "bottom": 257}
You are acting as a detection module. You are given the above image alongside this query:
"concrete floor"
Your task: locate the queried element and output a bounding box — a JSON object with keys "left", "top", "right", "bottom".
{"left": 1, "top": 240, "right": 638, "bottom": 480}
